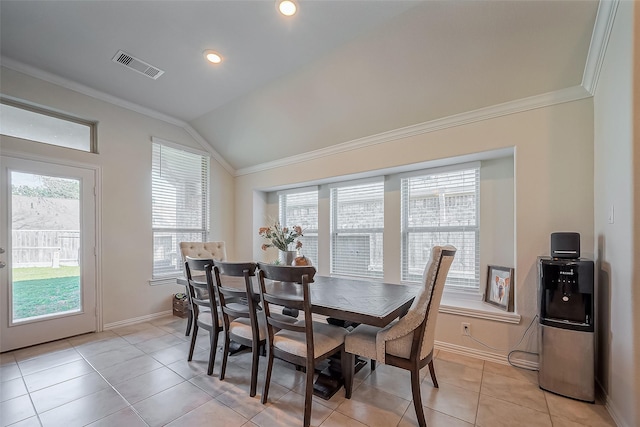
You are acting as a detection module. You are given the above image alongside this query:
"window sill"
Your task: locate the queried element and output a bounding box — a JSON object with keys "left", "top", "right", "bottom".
{"left": 149, "top": 276, "right": 181, "bottom": 286}
{"left": 440, "top": 295, "right": 521, "bottom": 324}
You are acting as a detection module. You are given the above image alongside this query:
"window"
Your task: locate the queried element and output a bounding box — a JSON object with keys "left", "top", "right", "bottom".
{"left": 152, "top": 140, "right": 209, "bottom": 278}
{"left": 331, "top": 180, "right": 384, "bottom": 278}
{"left": 0, "top": 98, "right": 96, "bottom": 152}
{"left": 401, "top": 164, "right": 480, "bottom": 291}
{"left": 279, "top": 189, "right": 318, "bottom": 264}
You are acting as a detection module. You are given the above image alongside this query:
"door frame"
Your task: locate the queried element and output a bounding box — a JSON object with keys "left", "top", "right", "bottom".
{"left": 0, "top": 149, "right": 102, "bottom": 351}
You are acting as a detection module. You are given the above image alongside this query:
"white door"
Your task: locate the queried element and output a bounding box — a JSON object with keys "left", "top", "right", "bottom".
{"left": 0, "top": 156, "right": 97, "bottom": 352}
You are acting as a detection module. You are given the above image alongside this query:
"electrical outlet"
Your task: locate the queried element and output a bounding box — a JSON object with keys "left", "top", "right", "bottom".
{"left": 461, "top": 323, "right": 471, "bottom": 336}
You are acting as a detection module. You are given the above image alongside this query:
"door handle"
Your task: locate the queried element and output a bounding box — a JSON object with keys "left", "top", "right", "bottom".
{"left": 0, "top": 247, "right": 5, "bottom": 254}
{"left": 0, "top": 261, "right": 5, "bottom": 269}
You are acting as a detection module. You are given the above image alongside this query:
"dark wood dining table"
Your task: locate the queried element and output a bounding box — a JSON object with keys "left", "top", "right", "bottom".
{"left": 176, "top": 274, "right": 418, "bottom": 398}
{"left": 177, "top": 274, "right": 417, "bottom": 326}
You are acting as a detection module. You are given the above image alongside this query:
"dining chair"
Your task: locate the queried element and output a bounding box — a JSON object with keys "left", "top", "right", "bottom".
{"left": 344, "top": 245, "right": 456, "bottom": 427}
{"left": 211, "top": 260, "right": 263, "bottom": 396}
{"left": 184, "top": 256, "right": 222, "bottom": 376}
{"left": 256, "top": 263, "right": 351, "bottom": 427}
{"left": 179, "top": 241, "right": 227, "bottom": 336}
{"left": 212, "top": 260, "right": 301, "bottom": 397}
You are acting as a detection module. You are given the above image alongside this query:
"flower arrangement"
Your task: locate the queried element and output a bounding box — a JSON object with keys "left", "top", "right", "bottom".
{"left": 259, "top": 221, "right": 303, "bottom": 252}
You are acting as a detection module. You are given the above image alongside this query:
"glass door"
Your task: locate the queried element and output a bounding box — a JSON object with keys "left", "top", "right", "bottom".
{"left": 0, "top": 156, "right": 97, "bottom": 352}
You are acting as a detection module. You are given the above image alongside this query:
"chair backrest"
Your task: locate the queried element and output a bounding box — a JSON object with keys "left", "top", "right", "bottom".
{"left": 212, "top": 261, "right": 258, "bottom": 333}
{"left": 413, "top": 245, "right": 456, "bottom": 359}
{"left": 184, "top": 256, "right": 218, "bottom": 320}
{"left": 380, "top": 246, "right": 456, "bottom": 361}
{"left": 256, "top": 263, "right": 316, "bottom": 357}
{"left": 180, "top": 241, "right": 227, "bottom": 265}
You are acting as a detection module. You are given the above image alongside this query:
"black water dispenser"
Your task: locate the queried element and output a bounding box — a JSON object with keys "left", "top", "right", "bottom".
{"left": 538, "top": 233, "right": 595, "bottom": 402}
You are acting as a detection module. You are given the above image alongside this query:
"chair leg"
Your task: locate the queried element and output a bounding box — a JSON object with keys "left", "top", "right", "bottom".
{"left": 411, "top": 367, "right": 426, "bottom": 427}
{"left": 207, "top": 328, "right": 219, "bottom": 376}
{"left": 371, "top": 359, "right": 376, "bottom": 371}
{"left": 342, "top": 350, "right": 354, "bottom": 399}
{"left": 303, "top": 360, "right": 314, "bottom": 427}
{"left": 428, "top": 359, "right": 439, "bottom": 388}
{"left": 261, "top": 348, "right": 274, "bottom": 404}
{"left": 220, "top": 334, "right": 230, "bottom": 380}
{"left": 185, "top": 309, "right": 193, "bottom": 336}
{"left": 188, "top": 323, "right": 198, "bottom": 361}
{"left": 249, "top": 341, "right": 260, "bottom": 397}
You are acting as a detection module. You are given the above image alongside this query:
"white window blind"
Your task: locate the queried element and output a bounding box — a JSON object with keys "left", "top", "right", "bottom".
{"left": 279, "top": 189, "right": 318, "bottom": 264}
{"left": 152, "top": 142, "right": 209, "bottom": 278}
{"left": 401, "top": 166, "right": 480, "bottom": 290}
{"left": 331, "top": 181, "right": 384, "bottom": 278}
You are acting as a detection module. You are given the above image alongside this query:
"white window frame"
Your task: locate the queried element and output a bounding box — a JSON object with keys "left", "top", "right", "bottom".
{"left": 151, "top": 138, "right": 210, "bottom": 280}
{"left": 0, "top": 97, "right": 97, "bottom": 153}
{"left": 400, "top": 162, "right": 480, "bottom": 294}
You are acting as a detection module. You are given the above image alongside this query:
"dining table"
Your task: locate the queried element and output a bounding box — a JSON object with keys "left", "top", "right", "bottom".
{"left": 176, "top": 273, "right": 418, "bottom": 398}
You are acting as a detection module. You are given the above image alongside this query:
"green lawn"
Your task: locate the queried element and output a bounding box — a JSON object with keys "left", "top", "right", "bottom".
{"left": 12, "top": 266, "right": 80, "bottom": 320}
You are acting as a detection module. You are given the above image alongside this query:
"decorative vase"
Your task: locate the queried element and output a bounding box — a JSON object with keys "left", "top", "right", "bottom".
{"left": 279, "top": 250, "right": 297, "bottom": 266}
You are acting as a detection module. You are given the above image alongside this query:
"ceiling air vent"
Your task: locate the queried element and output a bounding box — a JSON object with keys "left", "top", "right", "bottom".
{"left": 111, "top": 50, "right": 164, "bottom": 80}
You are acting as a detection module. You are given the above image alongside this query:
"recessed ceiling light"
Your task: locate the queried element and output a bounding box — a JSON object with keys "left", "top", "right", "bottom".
{"left": 278, "top": 0, "right": 297, "bottom": 17}
{"left": 203, "top": 50, "right": 222, "bottom": 64}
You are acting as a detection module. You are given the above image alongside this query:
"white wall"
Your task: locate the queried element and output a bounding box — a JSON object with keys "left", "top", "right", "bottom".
{"left": 593, "top": 1, "right": 638, "bottom": 426}
{"left": 235, "top": 99, "right": 594, "bottom": 357}
{"left": 0, "top": 67, "right": 235, "bottom": 326}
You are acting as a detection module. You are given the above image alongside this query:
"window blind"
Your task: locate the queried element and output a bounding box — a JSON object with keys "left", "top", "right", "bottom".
{"left": 401, "top": 166, "right": 479, "bottom": 290}
{"left": 152, "top": 142, "right": 209, "bottom": 278}
{"left": 331, "top": 181, "right": 384, "bottom": 278}
{"left": 279, "top": 189, "right": 318, "bottom": 264}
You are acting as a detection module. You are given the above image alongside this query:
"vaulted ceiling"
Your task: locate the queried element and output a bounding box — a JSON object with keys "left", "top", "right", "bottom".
{"left": 0, "top": 1, "right": 600, "bottom": 172}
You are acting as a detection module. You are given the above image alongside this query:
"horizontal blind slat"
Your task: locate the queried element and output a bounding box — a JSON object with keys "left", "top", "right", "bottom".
{"left": 152, "top": 142, "right": 209, "bottom": 278}
{"left": 279, "top": 190, "right": 318, "bottom": 263}
{"left": 331, "top": 181, "right": 384, "bottom": 278}
{"left": 401, "top": 167, "right": 479, "bottom": 289}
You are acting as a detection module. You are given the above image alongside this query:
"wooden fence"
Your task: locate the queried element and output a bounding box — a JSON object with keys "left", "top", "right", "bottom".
{"left": 12, "top": 230, "right": 80, "bottom": 267}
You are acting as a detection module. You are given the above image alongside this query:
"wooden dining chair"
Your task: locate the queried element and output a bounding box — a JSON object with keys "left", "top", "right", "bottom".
{"left": 344, "top": 245, "right": 456, "bottom": 427}
{"left": 211, "top": 261, "right": 263, "bottom": 396}
{"left": 179, "top": 241, "right": 227, "bottom": 336}
{"left": 184, "top": 256, "right": 222, "bottom": 376}
{"left": 256, "top": 263, "right": 351, "bottom": 427}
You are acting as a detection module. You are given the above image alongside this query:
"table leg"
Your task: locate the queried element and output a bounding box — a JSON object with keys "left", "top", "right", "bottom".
{"left": 313, "top": 353, "right": 367, "bottom": 399}
{"left": 313, "top": 318, "right": 366, "bottom": 400}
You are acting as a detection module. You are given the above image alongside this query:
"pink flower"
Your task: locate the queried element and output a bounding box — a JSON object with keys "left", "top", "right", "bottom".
{"left": 259, "top": 221, "right": 305, "bottom": 252}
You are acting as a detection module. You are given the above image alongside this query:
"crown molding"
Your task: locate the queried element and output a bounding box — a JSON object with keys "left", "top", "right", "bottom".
{"left": 582, "top": 0, "right": 619, "bottom": 95}
{"left": 236, "top": 85, "right": 591, "bottom": 176}
{"left": 4, "top": 0, "right": 616, "bottom": 180}
{"left": 1, "top": 57, "right": 185, "bottom": 126}
{"left": 0, "top": 57, "right": 235, "bottom": 175}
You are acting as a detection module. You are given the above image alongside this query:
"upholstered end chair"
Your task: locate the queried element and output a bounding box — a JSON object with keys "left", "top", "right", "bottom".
{"left": 179, "top": 241, "right": 227, "bottom": 261}
{"left": 344, "top": 245, "right": 456, "bottom": 427}
{"left": 179, "top": 241, "right": 227, "bottom": 335}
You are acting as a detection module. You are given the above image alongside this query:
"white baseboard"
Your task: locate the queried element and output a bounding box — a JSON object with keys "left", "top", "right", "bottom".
{"left": 598, "top": 383, "right": 629, "bottom": 427}
{"left": 434, "top": 340, "right": 539, "bottom": 370}
{"left": 103, "top": 310, "right": 173, "bottom": 330}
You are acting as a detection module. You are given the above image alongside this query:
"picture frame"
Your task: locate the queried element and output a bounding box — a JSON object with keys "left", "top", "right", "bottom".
{"left": 484, "top": 265, "right": 514, "bottom": 311}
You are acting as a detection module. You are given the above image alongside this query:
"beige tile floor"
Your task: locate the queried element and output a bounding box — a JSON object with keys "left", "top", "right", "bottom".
{"left": 0, "top": 316, "right": 617, "bottom": 427}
